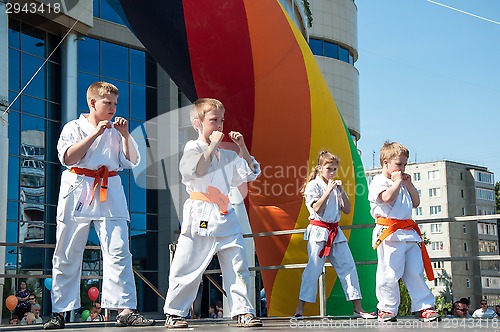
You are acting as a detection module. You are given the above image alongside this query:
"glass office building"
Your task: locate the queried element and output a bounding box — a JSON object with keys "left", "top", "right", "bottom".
{"left": 1, "top": 0, "right": 169, "bottom": 317}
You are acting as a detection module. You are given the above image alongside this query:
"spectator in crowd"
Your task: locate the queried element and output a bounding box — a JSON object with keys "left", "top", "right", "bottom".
{"left": 21, "top": 312, "right": 37, "bottom": 325}
{"left": 452, "top": 301, "right": 472, "bottom": 318}
{"left": 15, "top": 281, "right": 32, "bottom": 318}
{"left": 208, "top": 306, "right": 218, "bottom": 319}
{"left": 472, "top": 300, "right": 497, "bottom": 319}
{"left": 31, "top": 304, "right": 44, "bottom": 323}
{"left": 9, "top": 315, "right": 20, "bottom": 325}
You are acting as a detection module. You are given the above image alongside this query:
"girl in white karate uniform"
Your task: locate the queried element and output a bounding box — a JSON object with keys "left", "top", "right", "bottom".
{"left": 294, "top": 151, "right": 375, "bottom": 319}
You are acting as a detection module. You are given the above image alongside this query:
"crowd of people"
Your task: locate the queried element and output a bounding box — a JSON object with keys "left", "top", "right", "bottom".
{"left": 8, "top": 282, "right": 43, "bottom": 325}
{"left": 449, "top": 298, "right": 500, "bottom": 319}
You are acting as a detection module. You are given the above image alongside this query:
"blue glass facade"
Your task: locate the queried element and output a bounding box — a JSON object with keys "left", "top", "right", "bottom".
{"left": 5, "top": 10, "right": 160, "bottom": 315}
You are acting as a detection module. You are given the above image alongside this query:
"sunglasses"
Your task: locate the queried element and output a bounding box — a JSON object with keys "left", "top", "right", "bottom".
{"left": 481, "top": 303, "right": 487, "bottom": 305}
{"left": 455, "top": 308, "right": 468, "bottom": 312}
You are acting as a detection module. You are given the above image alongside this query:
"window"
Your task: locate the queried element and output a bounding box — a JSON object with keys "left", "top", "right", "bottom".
{"left": 474, "top": 170, "right": 494, "bottom": 184}
{"left": 460, "top": 172, "right": 463, "bottom": 180}
{"left": 429, "top": 187, "right": 441, "bottom": 198}
{"left": 463, "top": 225, "right": 467, "bottom": 234}
{"left": 430, "top": 223, "right": 442, "bottom": 233}
{"left": 430, "top": 205, "right": 442, "bottom": 215}
{"left": 461, "top": 189, "right": 464, "bottom": 198}
{"left": 433, "top": 261, "right": 444, "bottom": 269}
{"left": 476, "top": 188, "right": 495, "bottom": 201}
{"left": 465, "top": 261, "right": 469, "bottom": 270}
{"left": 415, "top": 207, "right": 423, "bottom": 216}
{"left": 464, "top": 242, "right": 468, "bottom": 252}
{"left": 413, "top": 172, "right": 421, "bottom": 181}
{"left": 479, "top": 240, "right": 499, "bottom": 253}
{"left": 434, "top": 278, "right": 446, "bottom": 287}
{"left": 308, "top": 38, "right": 354, "bottom": 65}
{"left": 462, "top": 208, "right": 466, "bottom": 216}
{"left": 431, "top": 241, "right": 444, "bottom": 251}
{"left": 466, "top": 278, "right": 470, "bottom": 288}
{"left": 428, "top": 170, "right": 440, "bottom": 180}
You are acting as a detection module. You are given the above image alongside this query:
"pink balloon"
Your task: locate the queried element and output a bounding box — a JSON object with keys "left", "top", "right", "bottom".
{"left": 88, "top": 287, "right": 100, "bottom": 301}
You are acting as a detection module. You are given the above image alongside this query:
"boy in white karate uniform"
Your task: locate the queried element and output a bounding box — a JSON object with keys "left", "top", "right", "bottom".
{"left": 163, "top": 98, "right": 262, "bottom": 329}
{"left": 43, "top": 82, "right": 154, "bottom": 330}
{"left": 368, "top": 141, "right": 438, "bottom": 322}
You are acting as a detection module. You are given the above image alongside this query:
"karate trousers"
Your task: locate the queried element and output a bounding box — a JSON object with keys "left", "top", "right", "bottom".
{"left": 299, "top": 239, "right": 362, "bottom": 303}
{"left": 163, "top": 232, "right": 255, "bottom": 318}
{"left": 51, "top": 217, "right": 137, "bottom": 312}
{"left": 376, "top": 241, "right": 435, "bottom": 314}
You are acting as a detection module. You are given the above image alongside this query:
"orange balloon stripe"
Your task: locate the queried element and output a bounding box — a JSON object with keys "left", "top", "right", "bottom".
{"left": 244, "top": 0, "right": 311, "bottom": 308}
{"left": 266, "top": 3, "right": 356, "bottom": 316}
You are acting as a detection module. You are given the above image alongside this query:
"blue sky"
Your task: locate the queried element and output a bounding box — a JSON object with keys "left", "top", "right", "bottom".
{"left": 355, "top": 0, "right": 500, "bottom": 179}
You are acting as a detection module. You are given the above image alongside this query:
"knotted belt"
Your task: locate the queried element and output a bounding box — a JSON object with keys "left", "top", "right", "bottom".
{"left": 374, "top": 217, "right": 435, "bottom": 281}
{"left": 309, "top": 220, "right": 339, "bottom": 258}
{"left": 189, "top": 186, "right": 229, "bottom": 214}
{"left": 70, "top": 166, "right": 117, "bottom": 205}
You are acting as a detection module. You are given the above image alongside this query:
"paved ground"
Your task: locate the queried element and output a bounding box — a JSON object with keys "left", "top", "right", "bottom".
{"left": 2, "top": 316, "right": 499, "bottom": 331}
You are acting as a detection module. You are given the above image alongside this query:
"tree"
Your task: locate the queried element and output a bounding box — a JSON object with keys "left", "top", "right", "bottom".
{"left": 398, "top": 280, "right": 412, "bottom": 316}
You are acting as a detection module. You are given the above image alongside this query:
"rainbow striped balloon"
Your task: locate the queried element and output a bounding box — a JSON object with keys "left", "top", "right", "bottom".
{"left": 118, "top": 0, "right": 376, "bottom": 316}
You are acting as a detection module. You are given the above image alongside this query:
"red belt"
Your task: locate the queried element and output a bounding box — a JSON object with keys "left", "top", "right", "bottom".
{"left": 70, "top": 166, "right": 117, "bottom": 204}
{"left": 309, "top": 220, "right": 339, "bottom": 258}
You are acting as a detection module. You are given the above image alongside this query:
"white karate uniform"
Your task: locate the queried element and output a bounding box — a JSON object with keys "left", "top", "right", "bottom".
{"left": 368, "top": 174, "right": 434, "bottom": 314}
{"left": 51, "top": 114, "right": 140, "bottom": 312}
{"left": 163, "top": 140, "right": 261, "bottom": 318}
{"left": 298, "top": 177, "right": 362, "bottom": 303}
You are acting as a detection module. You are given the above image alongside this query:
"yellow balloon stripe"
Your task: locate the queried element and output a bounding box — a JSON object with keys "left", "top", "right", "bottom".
{"left": 268, "top": 3, "right": 356, "bottom": 316}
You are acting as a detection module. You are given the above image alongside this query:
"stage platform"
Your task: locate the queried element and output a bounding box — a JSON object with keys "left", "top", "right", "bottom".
{"left": 1, "top": 315, "right": 497, "bottom": 331}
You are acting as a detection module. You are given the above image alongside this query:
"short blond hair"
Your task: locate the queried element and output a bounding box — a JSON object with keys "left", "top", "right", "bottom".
{"left": 379, "top": 141, "right": 409, "bottom": 166}
{"left": 86, "top": 81, "right": 119, "bottom": 103}
{"left": 190, "top": 98, "right": 224, "bottom": 125}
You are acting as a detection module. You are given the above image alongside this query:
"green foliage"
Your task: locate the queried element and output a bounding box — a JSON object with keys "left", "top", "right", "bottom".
{"left": 398, "top": 280, "right": 412, "bottom": 316}
{"left": 421, "top": 231, "right": 431, "bottom": 245}
{"left": 302, "top": 0, "right": 313, "bottom": 28}
{"left": 433, "top": 270, "right": 452, "bottom": 315}
{"left": 434, "top": 295, "right": 452, "bottom": 316}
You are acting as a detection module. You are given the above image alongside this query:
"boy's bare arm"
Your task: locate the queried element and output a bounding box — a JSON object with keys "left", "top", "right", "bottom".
{"left": 196, "top": 131, "right": 223, "bottom": 176}
{"left": 113, "top": 117, "right": 138, "bottom": 164}
{"left": 403, "top": 174, "right": 420, "bottom": 207}
{"left": 228, "top": 131, "right": 257, "bottom": 173}
{"left": 121, "top": 134, "right": 138, "bottom": 164}
{"left": 380, "top": 171, "right": 403, "bottom": 204}
{"left": 64, "top": 120, "right": 111, "bottom": 165}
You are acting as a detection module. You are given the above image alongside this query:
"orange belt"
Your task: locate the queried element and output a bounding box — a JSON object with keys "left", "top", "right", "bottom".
{"left": 374, "top": 217, "right": 435, "bottom": 281}
{"left": 189, "top": 186, "right": 229, "bottom": 214}
{"left": 70, "top": 166, "right": 117, "bottom": 205}
{"left": 309, "top": 220, "right": 339, "bottom": 258}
